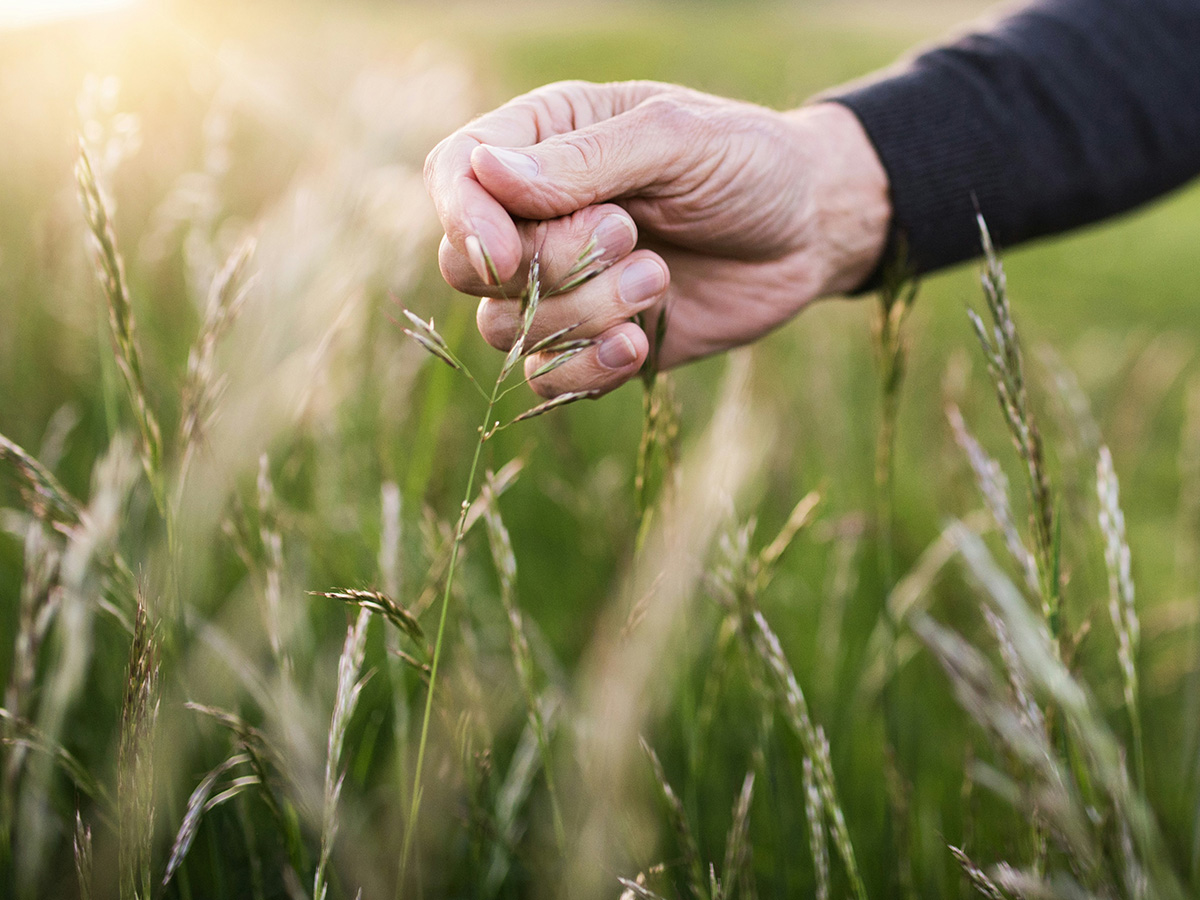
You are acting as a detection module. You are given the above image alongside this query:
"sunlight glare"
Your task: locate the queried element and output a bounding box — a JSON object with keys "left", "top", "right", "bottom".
{"left": 0, "top": 0, "right": 140, "bottom": 28}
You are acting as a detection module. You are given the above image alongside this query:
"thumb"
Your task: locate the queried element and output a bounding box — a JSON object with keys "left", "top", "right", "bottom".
{"left": 469, "top": 98, "right": 695, "bottom": 220}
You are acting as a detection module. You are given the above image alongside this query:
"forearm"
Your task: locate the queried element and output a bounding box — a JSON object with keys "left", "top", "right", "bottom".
{"left": 830, "top": 0, "right": 1200, "bottom": 277}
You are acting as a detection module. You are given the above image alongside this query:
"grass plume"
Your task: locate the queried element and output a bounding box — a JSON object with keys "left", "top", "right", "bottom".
{"left": 314, "top": 589, "right": 424, "bottom": 644}
{"left": 74, "top": 811, "right": 93, "bottom": 900}
{"left": 967, "top": 215, "right": 1061, "bottom": 639}
{"left": 118, "top": 593, "right": 160, "bottom": 900}
{"left": 1098, "top": 445, "right": 1143, "bottom": 789}
{"left": 179, "top": 236, "right": 256, "bottom": 481}
{"left": 479, "top": 473, "right": 566, "bottom": 850}
{"left": 76, "top": 144, "right": 164, "bottom": 514}
{"left": 641, "top": 737, "right": 707, "bottom": 900}
{"left": 314, "top": 609, "right": 371, "bottom": 900}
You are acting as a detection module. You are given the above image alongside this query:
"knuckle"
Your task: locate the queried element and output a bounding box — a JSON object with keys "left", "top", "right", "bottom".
{"left": 567, "top": 130, "right": 606, "bottom": 172}
{"left": 637, "top": 93, "right": 686, "bottom": 123}
{"left": 637, "top": 93, "right": 708, "bottom": 146}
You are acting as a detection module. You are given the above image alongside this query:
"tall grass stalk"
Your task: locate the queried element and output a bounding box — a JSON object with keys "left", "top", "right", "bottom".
{"left": 872, "top": 241, "right": 917, "bottom": 590}
{"left": 118, "top": 592, "right": 160, "bottom": 900}
{"left": 396, "top": 323, "right": 507, "bottom": 888}
{"left": 76, "top": 145, "right": 165, "bottom": 517}
{"left": 480, "top": 475, "right": 566, "bottom": 850}
{"left": 959, "top": 226, "right": 1076, "bottom": 871}
{"left": 947, "top": 404, "right": 1040, "bottom": 597}
{"left": 74, "top": 810, "right": 93, "bottom": 900}
{"left": 314, "top": 608, "right": 371, "bottom": 900}
{"left": 719, "top": 770, "right": 755, "bottom": 900}
{"left": 635, "top": 307, "right": 679, "bottom": 550}
{"left": 178, "top": 237, "right": 256, "bottom": 488}
{"left": 968, "top": 215, "right": 1061, "bottom": 641}
{"left": 184, "top": 702, "right": 309, "bottom": 881}
{"left": 641, "top": 738, "right": 707, "bottom": 900}
{"left": 803, "top": 757, "right": 831, "bottom": 900}
{"left": 1097, "top": 445, "right": 1144, "bottom": 790}
{"left": 256, "top": 455, "right": 291, "bottom": 677}
{"left": 0, "top": 708, "right": 113, "bottom": 815}
{"left": 918, "top": 525, "right": 1187, "bottom": 899}
{"left": 23, "top": 437, "right": 137, "bottom": 891}
{"left": 2, "top": 518, "right": 59, "bottom": 853}
{"left": 0, "top": 433, "right": 85, "bottom": 527}
{"left": 870, "top": 246, "right": 918, "bottom": 900}
{"left": 378, "top": 482, "right": 416, "bottom": 832}
{"left": 710, "top": 491, "right": 867, "bottom": 900}
{"left": 397, "top": 246, "right": 603, "bottom": 888}
{"left": 162, "top": 751, "right": 256, "bottom": 889}
{"left": 747, "top": 611, "right": 867, "bottom": 900}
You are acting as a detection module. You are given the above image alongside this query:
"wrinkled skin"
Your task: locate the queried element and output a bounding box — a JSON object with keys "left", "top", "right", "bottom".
{"left": 424, "top": 80, "right": 891, "bottom": 397}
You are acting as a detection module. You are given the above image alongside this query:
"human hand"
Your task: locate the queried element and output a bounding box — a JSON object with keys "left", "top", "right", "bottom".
{"left": 424, "top": 81, "right": 891, "bottom": 397}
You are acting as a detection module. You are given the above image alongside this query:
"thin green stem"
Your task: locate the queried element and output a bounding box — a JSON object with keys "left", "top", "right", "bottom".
{"left": 1130, "top": 702, "right": 1146, "bottom": 798}
{"left": 398, "top": 377, "right": 500, "bottom": 894}
{"left": 541, "top": 734, "right": 567, "bottom": 853}
{"left": 872, "top": 254, "right": 917, "bottom": 900}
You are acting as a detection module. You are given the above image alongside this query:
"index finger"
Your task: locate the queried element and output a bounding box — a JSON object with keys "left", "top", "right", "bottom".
{"left": 423, "top": 81, "right": 666, "bottom": 285}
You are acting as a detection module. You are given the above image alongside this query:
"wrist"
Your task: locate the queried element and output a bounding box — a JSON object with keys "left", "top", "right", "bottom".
{"left": 784, "top": 102, "right": 892, "bottom": 296}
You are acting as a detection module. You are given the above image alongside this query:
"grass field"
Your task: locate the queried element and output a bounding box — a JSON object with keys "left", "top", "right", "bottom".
{"left": 3, "top": 2, "right": 1200, "bottom": 898}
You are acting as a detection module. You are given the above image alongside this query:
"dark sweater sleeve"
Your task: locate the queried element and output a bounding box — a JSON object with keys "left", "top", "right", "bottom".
{"left": 831, "top": 0, "right": 1200, "bottom": 278}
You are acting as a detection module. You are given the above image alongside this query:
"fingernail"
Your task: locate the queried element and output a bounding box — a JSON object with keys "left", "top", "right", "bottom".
{"left": 593, "top": 215, "right": 637, "bottom": 262}
{"left": 597, "top": 333, "right": 638, "bottom": 370}
{"left": 465, "top": 235, "right": 491, "bottom": 284}
{"left": 618, "top": 259, "right": 666, "bottom": 306}
{"left": 484, "top": 146, "right": 539, "bottom": 179}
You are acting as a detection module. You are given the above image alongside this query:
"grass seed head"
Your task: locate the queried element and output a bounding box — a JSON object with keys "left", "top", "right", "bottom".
{"left": 77, "top": 143, "right": 164, "bottom": 509}
{"left": 314, "top": 588, "right": 424, "bottom": 643}
{"left": 73, "top": 810, "right": 93, "bottom": 900}
{"left": 508, "top": 390, "right": 597, "bottom": 425}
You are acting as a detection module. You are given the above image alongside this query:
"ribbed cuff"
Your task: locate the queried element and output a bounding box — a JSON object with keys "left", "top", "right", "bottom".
{"left": 829, "top": 63, "right": 1011, "bottom": 284}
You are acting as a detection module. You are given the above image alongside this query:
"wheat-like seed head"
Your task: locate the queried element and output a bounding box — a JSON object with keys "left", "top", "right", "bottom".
{"left": 163, "top": 752, "right": 253, "bottom": 888}
{"left": 180, "top": 236, "right": 256, "bottom": 464}
{"left": 314, "top": 607, "right": 371, "bottom": 900}
{"left": 947, "top": 845, "right": 1005, "bottom": 900}
{"left": 118, "top": 593, "right": 161, "bottom": 900}
{"left": 314, "top": 589, "right": 424, "bottom": 644}
{"left": 720, "top": 771, "right": 755, "bottom": 897}
{"left": 802, "top": 757, "right": 830, "bottom": 900}
{"left": 1098, "top": 446, "right": 1139, "bottom": 696}
{"left": 73, "top": 810, "right": 93, "bottom": 900}
{"left": 0, "top": 432, "right": 84, "bottom": 526}
{"left": 640, "top": 737, "right": 707, "bottom": 900}
{"left": 947, "top": 404, "right": 1040, "bottom": 596}
{"left": 257, "top": 454, "right": 291, "bottom": 676}
{"left": 76, "top": 144, "right": 164, "bottom": 509}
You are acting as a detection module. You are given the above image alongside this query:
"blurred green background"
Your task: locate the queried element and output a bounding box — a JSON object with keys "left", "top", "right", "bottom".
{"left": 3, "top": 0, "right": 1200, "bottom": 896}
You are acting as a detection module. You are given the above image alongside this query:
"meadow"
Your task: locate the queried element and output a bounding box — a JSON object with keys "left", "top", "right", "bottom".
{"left": 3, "top": 1, "right": 1200, "bottom": 898}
